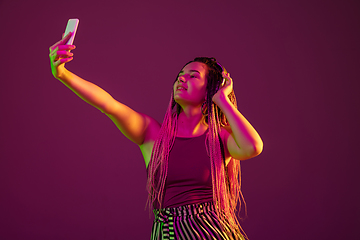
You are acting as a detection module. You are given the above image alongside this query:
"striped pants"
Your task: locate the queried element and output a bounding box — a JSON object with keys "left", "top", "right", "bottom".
{"left": 151, "top": 202, "right": 245, "bottom": 240}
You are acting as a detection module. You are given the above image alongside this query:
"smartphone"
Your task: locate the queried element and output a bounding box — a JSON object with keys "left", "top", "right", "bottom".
{"left": 64, "top": 19, "right": 79, "bottom": 45}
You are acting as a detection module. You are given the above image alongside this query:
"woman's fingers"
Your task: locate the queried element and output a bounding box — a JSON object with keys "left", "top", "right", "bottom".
{"left": 49, "top": 45, "right": 75, "bottom": 60}
{"left": 61, "top": 31, "right": 72, "bottom": 42}
{"left": 222, "top": 72, "right": 232, "bottom": 87}
{"left": 49, "top": 44, "right": 75, "bottom": 55}
{"left": 49, "top": 45, "right": 75, "bottom": 68}
{"left": 49, "top": 32, "right": 73, "bottom": 52}
{"left": 53, "top": 57, "right": 73, "bottom": 68}
{"left": 222, "top": 71, "right": 230, "bottom": 79}
{"left": 55, "top": 50, "right": 73, "bottom": 58}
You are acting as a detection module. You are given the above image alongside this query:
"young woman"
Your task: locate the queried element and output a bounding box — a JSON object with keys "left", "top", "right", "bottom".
{"left": 49, "top": 32, "right": 263, "bottom": 240}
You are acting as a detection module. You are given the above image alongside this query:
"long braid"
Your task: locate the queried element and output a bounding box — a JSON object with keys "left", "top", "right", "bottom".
{"left": 146, "top": 93, "right": 177, "bottom": 210}
{"left": 207, "top": 89, "right": 244, "bottom": 237}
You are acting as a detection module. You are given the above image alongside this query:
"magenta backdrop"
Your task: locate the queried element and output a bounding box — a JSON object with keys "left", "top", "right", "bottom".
{"left": 0, "top": 0, "right": 359, "bottom": 239}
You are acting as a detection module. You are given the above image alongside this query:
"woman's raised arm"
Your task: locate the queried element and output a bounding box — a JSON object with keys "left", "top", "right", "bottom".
{"left": 49, "top": 32, "right": 160, "bottom": 145}
{"left": 213, "top": 72, "right": 263, "bottom": 160}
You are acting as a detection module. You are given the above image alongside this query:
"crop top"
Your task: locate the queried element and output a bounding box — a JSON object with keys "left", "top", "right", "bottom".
{"left": 154, "top": 130, "right": 214, "bottom": 209}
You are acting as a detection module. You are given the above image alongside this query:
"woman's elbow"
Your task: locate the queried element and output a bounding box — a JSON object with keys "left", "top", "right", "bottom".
{"left": 245, "top": 141, "right": 263, "bottom": 159}
{"left": 252, "top": 141, "right": 263, "bottom": 157}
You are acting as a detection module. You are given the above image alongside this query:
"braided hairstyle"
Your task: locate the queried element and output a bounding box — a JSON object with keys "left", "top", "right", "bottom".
{"left": 146, "top": 57, "right": 246, "bottom": 238}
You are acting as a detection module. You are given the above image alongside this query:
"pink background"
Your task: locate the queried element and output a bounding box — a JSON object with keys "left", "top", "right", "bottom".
{"left": 0, "top": 0, "right": 359, "bottom": 239}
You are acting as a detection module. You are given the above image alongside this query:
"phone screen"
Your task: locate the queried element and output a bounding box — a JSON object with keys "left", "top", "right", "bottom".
{"left": 64, "top": 19, "right": 79, "bottom": 45}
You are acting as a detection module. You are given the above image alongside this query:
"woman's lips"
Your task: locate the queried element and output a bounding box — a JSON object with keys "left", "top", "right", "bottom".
{"left": 176, "top": 85, "right": 187, "bottom": 91}
{"left": 176, "top": 87, "right": 186, "bottom": 91}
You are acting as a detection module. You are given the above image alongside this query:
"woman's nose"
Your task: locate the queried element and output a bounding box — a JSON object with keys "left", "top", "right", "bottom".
{"left": 178, "top": 76, "right": 186, "bottom": 82}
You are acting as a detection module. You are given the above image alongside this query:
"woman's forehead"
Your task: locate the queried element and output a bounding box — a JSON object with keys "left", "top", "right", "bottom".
{"left": 181, "top": 62, "right": 207, "bottom": 73}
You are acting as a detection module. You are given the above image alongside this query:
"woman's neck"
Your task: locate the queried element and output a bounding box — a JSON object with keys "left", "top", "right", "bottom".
{"left": 176, "top": 106, "right": 208, "bottom": 137}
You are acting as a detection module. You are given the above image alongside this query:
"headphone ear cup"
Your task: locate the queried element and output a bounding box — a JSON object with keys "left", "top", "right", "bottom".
{"left": 221, "top": 78, "right": 226, "bottom": 86}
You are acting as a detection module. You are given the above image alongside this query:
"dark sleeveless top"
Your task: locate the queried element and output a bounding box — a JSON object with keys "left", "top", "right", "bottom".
{"left": 157, "top": 131, "right": 213, "bottom": 209}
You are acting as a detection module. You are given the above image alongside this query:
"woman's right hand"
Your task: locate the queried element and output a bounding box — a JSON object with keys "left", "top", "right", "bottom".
{"left": 49, "top": 32, "right": 76, "bottom": 79}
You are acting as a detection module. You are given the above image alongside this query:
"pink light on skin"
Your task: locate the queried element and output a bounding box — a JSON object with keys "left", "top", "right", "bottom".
{"left": 173, "top": 62, "right": 208, "bottom": 108}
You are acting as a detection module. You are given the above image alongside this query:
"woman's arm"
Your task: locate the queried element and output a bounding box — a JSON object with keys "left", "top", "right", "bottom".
{"left": 212, "top": 72, "right": 263, "bottom": 160}
{"left": 49, "top": 32, "right": 159, "bottom": 145}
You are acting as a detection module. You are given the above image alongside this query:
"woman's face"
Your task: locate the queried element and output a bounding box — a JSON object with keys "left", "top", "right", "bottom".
{"left": 173, "top": 62, "right": 208, "bottom": 107}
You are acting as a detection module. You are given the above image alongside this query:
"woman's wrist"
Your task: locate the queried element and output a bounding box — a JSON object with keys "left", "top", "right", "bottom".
{"left": 212, "top": 92, "right": 231, "bottom": 109}
{"left": 56, "top": 67, "right": 71, "bottom": 82}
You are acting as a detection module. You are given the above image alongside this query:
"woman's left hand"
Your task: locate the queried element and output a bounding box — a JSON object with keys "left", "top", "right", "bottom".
{"left": 212, "top": 72, "right": 233, "bottom": 104}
